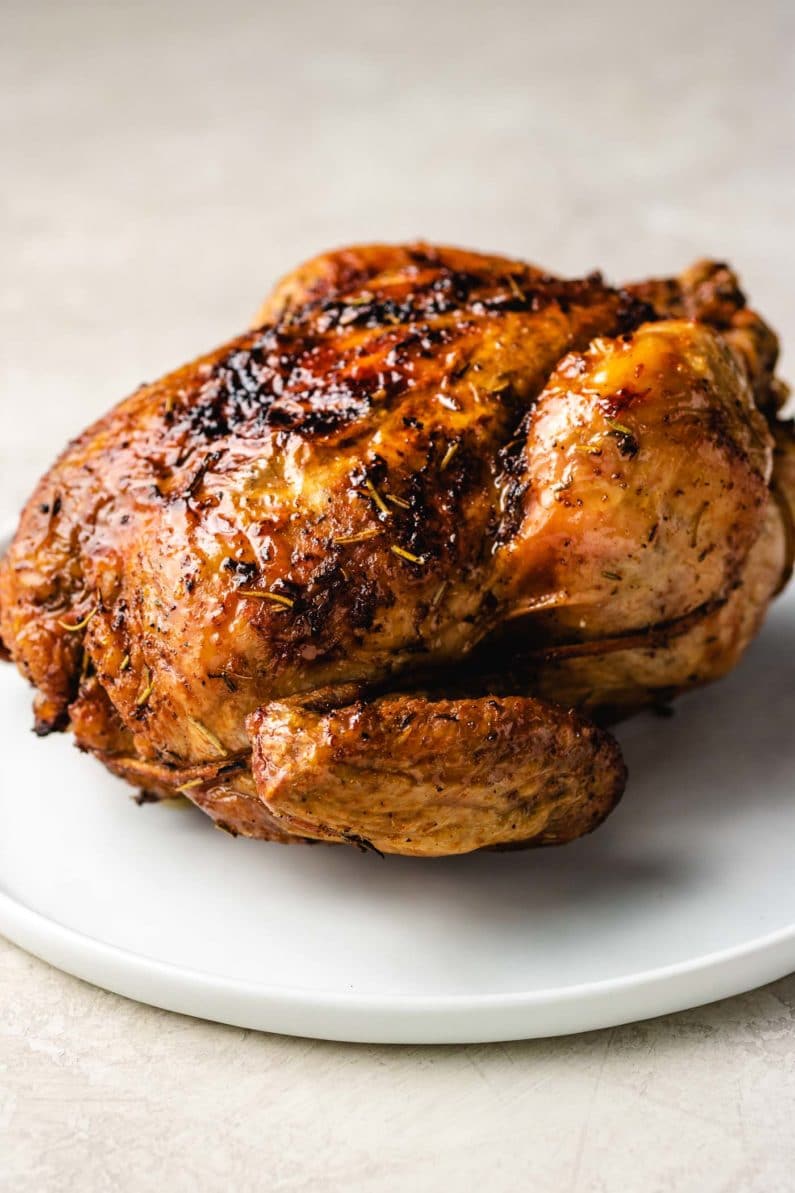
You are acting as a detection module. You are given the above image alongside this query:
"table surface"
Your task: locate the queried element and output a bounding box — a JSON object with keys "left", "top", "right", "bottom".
{"left": 2, "top": 1, "right": 794, "bottom": 1189}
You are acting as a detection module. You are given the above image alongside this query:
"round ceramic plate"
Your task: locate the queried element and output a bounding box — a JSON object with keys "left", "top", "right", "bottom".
{"left": 0, "top": 555, "right": 793, "bottom": 1044}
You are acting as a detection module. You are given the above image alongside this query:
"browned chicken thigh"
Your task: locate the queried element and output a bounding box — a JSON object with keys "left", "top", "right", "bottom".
{"left": 1, "top": 244, "right": 791, "bottom": 855}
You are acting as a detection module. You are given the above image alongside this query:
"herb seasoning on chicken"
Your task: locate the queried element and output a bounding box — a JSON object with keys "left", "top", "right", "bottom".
{"left": 1, "top": 244, "right": 792, "bottom": 855}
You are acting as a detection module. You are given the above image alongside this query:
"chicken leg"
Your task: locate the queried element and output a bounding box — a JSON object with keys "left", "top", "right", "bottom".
{"left": 247, "top": 686, "right": 625, "bottom": 856}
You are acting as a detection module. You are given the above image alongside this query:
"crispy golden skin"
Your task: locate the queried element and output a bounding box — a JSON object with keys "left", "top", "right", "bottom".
{"left": 0, "top": 244, "right": 791, "bottom": 854}
{"left": 248, "top": 689, "right": 625, "bottom": 857}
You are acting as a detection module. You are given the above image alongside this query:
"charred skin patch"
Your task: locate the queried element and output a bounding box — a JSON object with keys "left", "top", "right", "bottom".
{"left": 163, "top": 269, "right": 656, "bottom": 451}
{"left": 174, "top": 329, "right": 376, "bottom": 441}
{"left": 494, "top": 433, "right": 530, "bottom": 546}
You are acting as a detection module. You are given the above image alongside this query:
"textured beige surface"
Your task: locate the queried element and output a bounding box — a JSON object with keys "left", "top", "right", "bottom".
{"left": 2, "top": 946, "right": 795, "bottom": 1193}
{"left": 1, "top": 0, "right": 794, "bottom": 1189}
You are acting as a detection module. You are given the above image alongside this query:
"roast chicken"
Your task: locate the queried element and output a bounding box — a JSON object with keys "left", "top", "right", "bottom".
{"left": 1, "top": 244, "right": 792, "bottom": 856}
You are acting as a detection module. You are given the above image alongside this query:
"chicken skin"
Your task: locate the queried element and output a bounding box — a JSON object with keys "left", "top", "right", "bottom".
{"left": 0, "top": 244, "right": 791, "bottom": 855}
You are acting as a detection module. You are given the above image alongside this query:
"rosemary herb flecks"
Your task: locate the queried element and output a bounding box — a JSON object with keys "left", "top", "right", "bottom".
{"left": 135, "top": 667, "right": 154, "bottom": 707}
{"left": 364, "top": 477, "right": 391, "bottom": 517}
{"left": 333, "top": 528, "right": 381, "bottom": 546}
{"left": 238, "top": 589, "right": 294, "bottom": 609}
{"left": 57, "top": 606, "right": 98, "bottom": 633}
{"left": 439, "top": 441, "right": 459, "bottom": 471}
{"left": 390, "top": 544, "right": 425, "bottom": 565}
{"left": 187, "top": 716, "right": 227, "bottom": 758}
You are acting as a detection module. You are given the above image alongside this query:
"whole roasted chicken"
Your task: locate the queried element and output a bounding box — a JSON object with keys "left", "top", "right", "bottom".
{"left": 1, "top": 244, "right": 792, "bottom": 855}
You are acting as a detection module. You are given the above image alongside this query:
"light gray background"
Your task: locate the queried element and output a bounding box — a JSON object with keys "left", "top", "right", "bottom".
{"left": 1, "top": 1, "right": 794, "bottom": 1189}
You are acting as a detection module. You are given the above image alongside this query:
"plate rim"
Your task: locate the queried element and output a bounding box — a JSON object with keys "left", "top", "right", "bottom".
{"left": 2, "top": 886, "right": 793, "bottom": 1043}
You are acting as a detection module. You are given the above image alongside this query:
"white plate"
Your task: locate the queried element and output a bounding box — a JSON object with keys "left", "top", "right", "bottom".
{"left": 0, "top": 573, "right": 793, "bottom": 1044}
